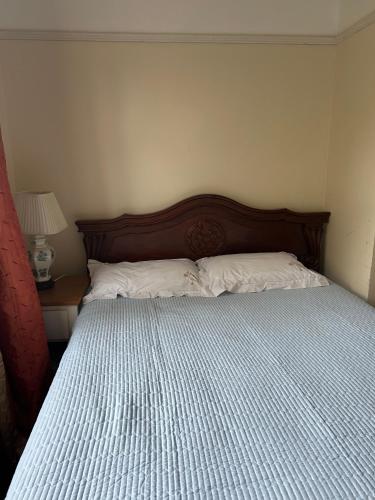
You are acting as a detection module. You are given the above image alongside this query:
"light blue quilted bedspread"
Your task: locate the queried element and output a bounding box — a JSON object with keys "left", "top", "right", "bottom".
{"left": 7, "top": 284, "right": 375, "bottom": 499}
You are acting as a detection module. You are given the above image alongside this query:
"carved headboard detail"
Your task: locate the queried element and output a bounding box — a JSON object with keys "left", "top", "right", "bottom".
{"left": 76, "top": 194, "right": 330, "bottom": 272}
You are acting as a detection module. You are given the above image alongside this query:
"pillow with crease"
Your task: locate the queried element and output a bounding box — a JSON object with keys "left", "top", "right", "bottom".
{"left": 84, "top": 258, "right": 213, "bottom": 302}
{"left": 196, "top": 252, "right": 329, "bottom": 297}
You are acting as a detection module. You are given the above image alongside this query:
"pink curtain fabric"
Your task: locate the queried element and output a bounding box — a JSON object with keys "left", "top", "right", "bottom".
{"left": 0, "top": 130, "right": 50, "bottom": 432}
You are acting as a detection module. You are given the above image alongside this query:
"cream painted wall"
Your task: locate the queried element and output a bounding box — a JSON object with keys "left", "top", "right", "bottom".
{"left": 2, "top": 137, "right": 14, "bottom": 191}
{"left": 369, "top": 245, "right": 375, "bottom": 305}
{"left": 0, "top": 41, "right": 335, "bottom": 276}
{"left": 0, "top": 64, "right": 14, "bottom": 191}
{"left": 325, "top": 22, "right": 375, "bottom": 299}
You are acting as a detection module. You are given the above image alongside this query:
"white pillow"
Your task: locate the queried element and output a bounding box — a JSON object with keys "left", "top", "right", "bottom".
{"left": 84, "top": 258, "right": 212, "bottom": 302}
{"left": 196, "top": 252, "right": 329, "bottom": 296}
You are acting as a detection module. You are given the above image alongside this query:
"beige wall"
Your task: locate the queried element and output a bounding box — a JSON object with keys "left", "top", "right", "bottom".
{"left": 325, "top": 23, "right": 375, "bottom": 300}
{"left": 369, "top": 245, "right": 375, "bottom": 305}
{"left": 0, "top": 65, "right": 14, "bottom": 191}
{"left": 0, "top": 41, "right": 335, "bottom": 276}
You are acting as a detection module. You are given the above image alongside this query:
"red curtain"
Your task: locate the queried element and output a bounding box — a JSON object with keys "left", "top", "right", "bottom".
{"left": 0, "top": 130, "right": 50, "bottom": 432}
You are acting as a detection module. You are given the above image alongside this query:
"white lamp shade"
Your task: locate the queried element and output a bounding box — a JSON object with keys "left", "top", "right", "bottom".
{"left": 15, "top": 191, "right": 68, "bottom": 235}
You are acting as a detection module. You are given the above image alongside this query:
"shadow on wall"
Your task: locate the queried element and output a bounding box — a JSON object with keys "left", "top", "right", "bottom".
{"left": 368, "top": 236, "right": 375, "bottom": 306}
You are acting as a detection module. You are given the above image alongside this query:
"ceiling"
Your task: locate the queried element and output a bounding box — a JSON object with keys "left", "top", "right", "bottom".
{"left": 0, "top": 0, "right": 374, "bottom": 36}
{"left": 339, "top": 0, "right": 375, "bottom": 30}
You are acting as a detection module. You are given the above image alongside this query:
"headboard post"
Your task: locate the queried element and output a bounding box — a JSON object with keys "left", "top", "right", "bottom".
{"left": 82, "top": 233, "right": 107, "bottom": 262}
{"left": 303, "top": 223, "right": 326, "bottom": 272}
{"left": 76, "top": 195, "right": 330, "bottom": 272}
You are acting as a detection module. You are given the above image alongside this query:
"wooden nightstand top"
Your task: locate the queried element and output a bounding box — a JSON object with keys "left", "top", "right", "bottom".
{"left": 38, "top": 275, "right": 89, "bottom": 307}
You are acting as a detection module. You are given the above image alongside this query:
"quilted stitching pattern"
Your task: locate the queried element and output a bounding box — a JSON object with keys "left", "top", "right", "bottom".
{"left": 7, "top": 285, "right": 375, "bottom": 499}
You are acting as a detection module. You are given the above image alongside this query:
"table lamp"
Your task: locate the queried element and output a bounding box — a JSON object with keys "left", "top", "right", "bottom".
{"left": 15, "top": 191, "right": 68, "bottom": 290}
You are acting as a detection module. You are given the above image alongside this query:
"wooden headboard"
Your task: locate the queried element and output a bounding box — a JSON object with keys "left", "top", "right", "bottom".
{"left": 76, "top": 194, "right": 330, "bottom": 272}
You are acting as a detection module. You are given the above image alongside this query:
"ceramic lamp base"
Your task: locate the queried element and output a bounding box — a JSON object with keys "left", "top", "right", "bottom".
{"left": 36, "top": 279, "right": 55, "bottom": 291}
{"left": 29, "top": 235, "right": 56, "bottom": 288}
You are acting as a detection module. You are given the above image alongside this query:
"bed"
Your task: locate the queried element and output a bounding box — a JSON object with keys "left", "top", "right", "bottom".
{"left": 7, "top": 195, "right": 375, "bottom": 499}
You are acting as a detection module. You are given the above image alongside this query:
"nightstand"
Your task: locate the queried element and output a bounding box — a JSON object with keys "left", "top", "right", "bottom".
{"left": 38, "top": 275, "right": 89, "bottom": 342}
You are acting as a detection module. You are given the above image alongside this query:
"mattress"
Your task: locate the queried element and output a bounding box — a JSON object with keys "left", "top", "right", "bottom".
{"left": 7, "top": 284, "right": 375, "bottom": 499}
